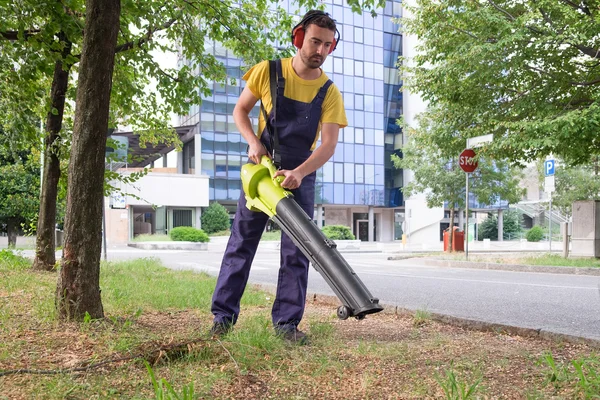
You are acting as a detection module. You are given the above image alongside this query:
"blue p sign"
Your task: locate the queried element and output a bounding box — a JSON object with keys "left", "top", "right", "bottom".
{"left": 545, "top": 160, "right": 555, "bottom": 176}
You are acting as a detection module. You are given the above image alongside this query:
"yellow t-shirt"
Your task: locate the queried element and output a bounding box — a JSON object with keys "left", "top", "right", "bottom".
{"left": 243, "top": 57, "right": 348, "bottom": 150}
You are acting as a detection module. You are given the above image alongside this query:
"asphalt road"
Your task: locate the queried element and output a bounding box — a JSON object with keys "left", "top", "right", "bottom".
{"left": 105, "top": 244, "right": 600, "bottom": 342}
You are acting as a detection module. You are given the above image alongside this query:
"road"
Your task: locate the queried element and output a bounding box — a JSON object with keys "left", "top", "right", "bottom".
{"left": 105, "top": 243, "right": 600, "bottom": 342}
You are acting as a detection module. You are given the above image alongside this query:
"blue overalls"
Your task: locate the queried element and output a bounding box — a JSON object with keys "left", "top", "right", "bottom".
{"left": 211, "top": 59, "right": 333, "bottom": 332}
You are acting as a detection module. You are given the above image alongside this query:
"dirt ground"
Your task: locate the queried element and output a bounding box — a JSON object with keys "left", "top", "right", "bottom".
{"left": 1, "top": 294, "right": 599, "bottom": 399}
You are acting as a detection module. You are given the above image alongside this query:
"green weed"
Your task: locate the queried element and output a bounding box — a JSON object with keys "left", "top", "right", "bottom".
{"left": 435, "top": 362, "right": 482, "bottom": 400}
{"left": 541, "top": 352, "right": 600, "bottom": 397}
{"left": 146, "top": 361, "right": 195, "bottom": 400}
{"left": 413, "top": 309, "right": 432, "bottom": 327}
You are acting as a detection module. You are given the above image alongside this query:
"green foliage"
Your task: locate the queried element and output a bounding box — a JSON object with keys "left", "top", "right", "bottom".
{"left": 169, "top": 227, "right": 209, "bottom": 243}
{"left": 0, "top": 143, "right": 40, "bottom": 240}
{"left": 435, "top": 362, "right": 482, "bottom": 400}
{"left": 541, "top": 352, "right": 600, "bottom": 397}
{"left": 1, "top": 0, "right": 384, "bottom": 154}
{"left": 477, "top": 210, "right": 522, "bottom": 241}
{"left": 321, "top": 225, "right": 355, "bottom": 240}
{"left": 146, "top": 361, "right": 195, "bottom": 400}
{"left": 550, "top": 161, "right": 600, "bottom": 218}
{"left": 393, "top": 123, "right": 525, "bottom": 212}
{"left": 200, "top": 202, "right": 230, "bottom": 234}
{"left": 401, "top": 0, "right": 600, "bottom": 166}
{"left": 0, "top": 249, "right": 31, "bottom": 271}
{"left": 526, "top": 226, "right": 544, "bottom": 242}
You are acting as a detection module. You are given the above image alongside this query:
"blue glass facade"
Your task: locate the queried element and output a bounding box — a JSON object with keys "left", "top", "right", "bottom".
{"left": 179, "top": 0, "right": 403, "bottom": 209}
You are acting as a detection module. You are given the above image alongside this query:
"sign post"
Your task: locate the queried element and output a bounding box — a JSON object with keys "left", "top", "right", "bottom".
{"left": 460, "top": 134, "right": 493, "bottom": 260}
{"left": 545, "top": 159, "right": 555, "bottom": 251}
{"left": 459, "top": 148, "right": 478, "bottom": 260}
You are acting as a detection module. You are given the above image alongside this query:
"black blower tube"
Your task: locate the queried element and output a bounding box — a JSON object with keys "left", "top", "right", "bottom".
{"left": 273, "top": 197, "right": 384, "bottom": 319}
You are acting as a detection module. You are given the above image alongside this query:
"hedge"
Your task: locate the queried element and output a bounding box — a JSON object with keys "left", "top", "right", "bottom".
{"left": 169, "top": 226, "right": 209, "bottom": 243}
{"left": 321, "top": 225, "right": 355, "bottom": 240}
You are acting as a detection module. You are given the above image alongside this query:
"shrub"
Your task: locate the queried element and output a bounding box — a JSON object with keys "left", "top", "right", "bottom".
{"left": 201, "top": 202, "right": 230, "bottom": 234}
{"left": 321, "top": 225, "right": 355, "bottom": 240}
{"left": 526, "top": 225, "right": 544, "bottom": 242}
{"left": 477, "top": 210, "right": 522, "bottom": 241}
{"left": 169, "top": 226, "right": 209, "bottom": 242}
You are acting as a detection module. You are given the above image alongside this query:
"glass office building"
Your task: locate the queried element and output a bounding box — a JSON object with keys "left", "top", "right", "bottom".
{"left": 178, "top": 0, "right": 404, "bottom": 241}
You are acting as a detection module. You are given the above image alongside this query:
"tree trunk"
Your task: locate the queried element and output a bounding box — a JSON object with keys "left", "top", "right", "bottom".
{"left": 6, "top": 218, "right": 18, "bottom": 249}
{"left": 32, "top": 34, "right": 72, "bottom": 272}
{"left": 56, "top": 0, "right": 120, "bottom": 321}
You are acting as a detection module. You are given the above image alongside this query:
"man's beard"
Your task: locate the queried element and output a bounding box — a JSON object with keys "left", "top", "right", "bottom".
{"left": 299, "top": 49, "right": 324, "bottom": 69}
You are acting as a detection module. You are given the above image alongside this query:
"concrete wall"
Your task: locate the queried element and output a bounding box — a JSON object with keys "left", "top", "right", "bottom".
{"left": 323, "top": 208, "right": 351, "bottom": 226}
{"left": 401, "top": 3, "right": 443, "bottom": 249}
{"left": 116, "top": 172, "right": 210, "bottom": 208}
{"left": 571, "top": 200, "right": 600, "bottom": 257}
{"left": 105, "top": 205, "right": 130, "bottom": 244}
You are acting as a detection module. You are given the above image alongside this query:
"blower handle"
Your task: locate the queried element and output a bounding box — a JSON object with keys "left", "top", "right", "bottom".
{"left": 260, "top": 155, "right": 285, "bottom": 187}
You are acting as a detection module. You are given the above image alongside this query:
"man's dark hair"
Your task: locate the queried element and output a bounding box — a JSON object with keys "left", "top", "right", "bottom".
{"left": 302, "top": 10, "right": 337, "bottom": 33}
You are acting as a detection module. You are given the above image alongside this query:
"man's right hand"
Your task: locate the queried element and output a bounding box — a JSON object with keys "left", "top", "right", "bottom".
{"left": 247, "top": 141, "right": 270, "bottom": 165}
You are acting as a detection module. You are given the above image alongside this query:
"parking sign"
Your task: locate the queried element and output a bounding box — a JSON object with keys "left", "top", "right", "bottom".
{"left": 544, "top": 159, "right": 555, "bottom": 176}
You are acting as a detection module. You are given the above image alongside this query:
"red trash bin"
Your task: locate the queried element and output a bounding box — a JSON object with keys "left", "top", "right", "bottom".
{"left": 443, "top": 226, "right": 464, "bottom": 252}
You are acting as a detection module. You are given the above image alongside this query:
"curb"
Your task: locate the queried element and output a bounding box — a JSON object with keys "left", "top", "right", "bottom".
{"left": 128, "top": 242, "right": 208, "bottom": 251}
{"left": 387, "top": 257, "right": 600, "bottom": 276}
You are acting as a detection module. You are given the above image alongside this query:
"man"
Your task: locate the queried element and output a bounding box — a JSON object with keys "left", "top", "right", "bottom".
{"left": 210, "top": 10, "right": 347, "bottom": 344}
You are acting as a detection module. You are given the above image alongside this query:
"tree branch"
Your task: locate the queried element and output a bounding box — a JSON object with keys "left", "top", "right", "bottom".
{"left": 487, "top": 0, "right": 516, "bottom": 21}
{"left": 446, "top": 24, "right": 480, "bottom": 40}
{"left": 558, "top": 0, "right": 591, "bottom": 16}
{"left": 573, "top": 44, "right": 600, "bottom": 59}
{"left": 569, "top": 78, "right": 600, "bottom": 87}
{"left": 0, "top": 29, "right": 41, "bottom": 41}
{"left": 114, "top": 17, "right": 179, "bottom": 54}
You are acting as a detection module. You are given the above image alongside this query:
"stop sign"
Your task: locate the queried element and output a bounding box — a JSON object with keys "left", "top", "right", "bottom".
{"left": 459, "top": 149, "right": 478, "bottom": 173}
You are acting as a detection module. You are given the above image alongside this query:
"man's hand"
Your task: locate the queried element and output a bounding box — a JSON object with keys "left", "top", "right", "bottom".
{"left": 247, "top": 141, "right": 270, "bottom": 165}
{"left": 273, "top": 169, "right": 305, "bottom": 190}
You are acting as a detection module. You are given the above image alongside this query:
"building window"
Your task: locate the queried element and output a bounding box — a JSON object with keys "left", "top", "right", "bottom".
{"left": 173, "top": 209, "right": 193, "bottom": 228}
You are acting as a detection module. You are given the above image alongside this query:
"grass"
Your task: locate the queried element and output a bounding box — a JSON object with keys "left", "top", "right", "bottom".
{"left": 522, "top": 254, "right": 600, "bottom": 268}
{"left": 209, "top": 230, "right": 231, "bottom": 237}
{"left": 438, "top": 252, "right": 600, "bottom": 268}
{"left": 260, "top": 230, "right": 281, "bottom": 241}
{"left": 1, "top": 249, "right": 600, "bottom": 399}
{"left": 132, "top": 234, "right": 172, "bottom": 242}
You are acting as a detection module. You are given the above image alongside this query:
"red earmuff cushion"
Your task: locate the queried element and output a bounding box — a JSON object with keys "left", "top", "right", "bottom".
{"left": 292, "top": 26, "right": 305, "bottom": 49}
{"left": 292, "top": 26, "right": 337, "bottom": 54}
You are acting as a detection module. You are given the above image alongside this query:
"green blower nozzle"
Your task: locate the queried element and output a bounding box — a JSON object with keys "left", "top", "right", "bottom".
{"left": 240, "top": 156, "right": 383, "bottom": 320}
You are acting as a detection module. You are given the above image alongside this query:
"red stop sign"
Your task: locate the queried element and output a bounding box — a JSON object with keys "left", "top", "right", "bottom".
{"left": 459, "top": 149, "right": 478, "bottom": 173}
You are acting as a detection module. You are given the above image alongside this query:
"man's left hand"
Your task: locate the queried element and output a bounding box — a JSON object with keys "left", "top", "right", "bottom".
{"left": 273, "top": 169, "right": 304, "bottom": 190}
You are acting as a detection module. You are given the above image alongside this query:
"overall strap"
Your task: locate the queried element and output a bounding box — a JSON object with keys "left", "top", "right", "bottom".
{"left": 271, "top": 60, "right": 282, "bottom": 168}
{"left": 259, "top": 59, "right": 281, "bottom": 168}
{"left": 313, "top": 79, "right": 333, "bottom": 107}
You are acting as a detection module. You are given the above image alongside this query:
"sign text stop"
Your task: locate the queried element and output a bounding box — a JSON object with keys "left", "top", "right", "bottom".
{"left": 459, "top": 149, "right": 478, "bottom": 173}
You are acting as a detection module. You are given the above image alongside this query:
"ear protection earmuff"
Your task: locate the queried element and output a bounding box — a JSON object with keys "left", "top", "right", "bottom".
{"left": 291, "top": 10, "right": 341, "bottom": 54}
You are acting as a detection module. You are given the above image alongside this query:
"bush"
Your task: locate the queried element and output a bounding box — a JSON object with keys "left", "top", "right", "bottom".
{"left": 169, "top": 226, "right": 209, "bottom": 242}
{"left": 525, "top": 225, "right": 544, "bottom": 242}
{"left": 321, "top": 225, "right": 355, "bottom": 240}
{"left": 201, "top": 202, "right": 230, "bottom": 234}
{"left": 477, "top": 209, "right": 522, "bottom": 241}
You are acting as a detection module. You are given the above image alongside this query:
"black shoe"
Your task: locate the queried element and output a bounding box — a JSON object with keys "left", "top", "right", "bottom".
{"left": 209, "top": 322, "right": 232, "bottom": 338}
{"left": 277, "top": 328, "right": 309, "bottom": 345}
